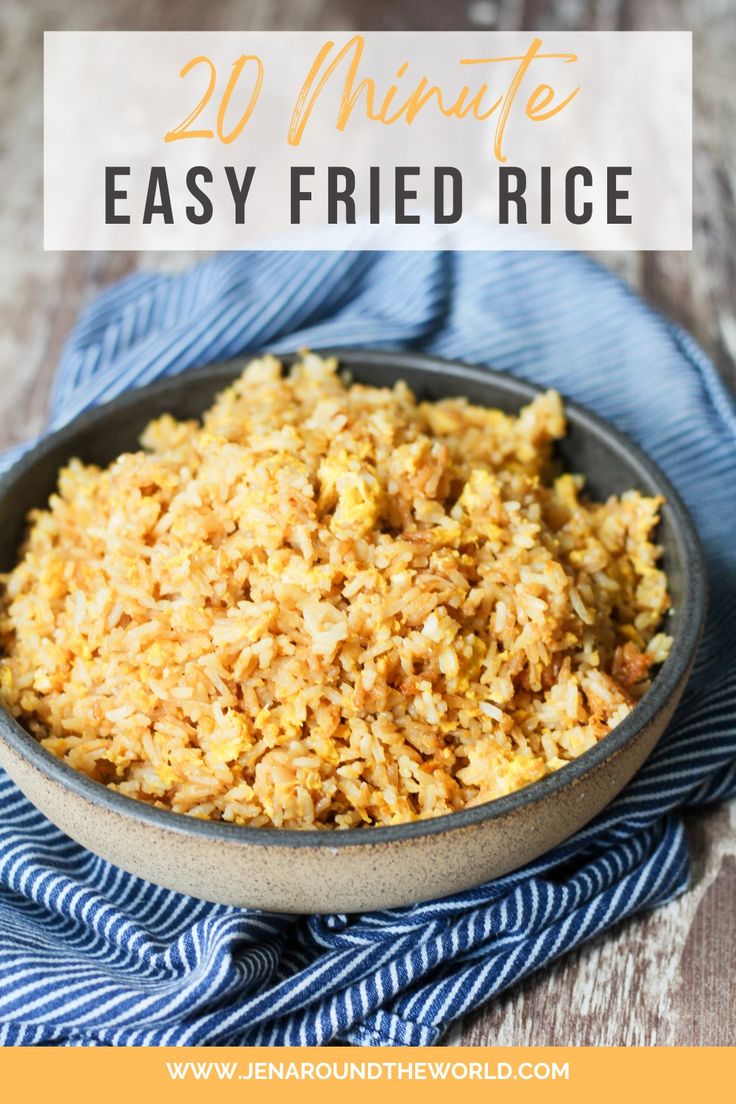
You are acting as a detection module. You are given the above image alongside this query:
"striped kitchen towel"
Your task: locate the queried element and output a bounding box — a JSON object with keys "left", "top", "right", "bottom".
{"left": 1, "top": 251, "right": 734, "bottom": 1047}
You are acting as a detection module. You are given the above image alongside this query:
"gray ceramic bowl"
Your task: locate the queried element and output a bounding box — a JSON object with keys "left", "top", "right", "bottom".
{"left": 0, "top": 350, "right": 706, "bottom": 913}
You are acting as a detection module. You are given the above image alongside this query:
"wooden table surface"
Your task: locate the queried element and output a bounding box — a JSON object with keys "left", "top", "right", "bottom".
{"left": 1, "top": 0, "right": 734, "bottom": 1046}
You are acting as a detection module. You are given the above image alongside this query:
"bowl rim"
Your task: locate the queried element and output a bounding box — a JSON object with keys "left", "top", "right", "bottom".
{"left": 0, "top": 347, "right": 707, "bottom": 850}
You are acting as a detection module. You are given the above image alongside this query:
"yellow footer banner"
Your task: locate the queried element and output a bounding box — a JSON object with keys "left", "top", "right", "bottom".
{"left": 2, "top": 1046, "right": 734, "bottom": 1103}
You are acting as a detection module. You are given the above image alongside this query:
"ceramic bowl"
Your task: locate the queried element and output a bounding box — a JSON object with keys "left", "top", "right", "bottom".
{"left": 0, "top": 350, "right": 706, "bottom": 913}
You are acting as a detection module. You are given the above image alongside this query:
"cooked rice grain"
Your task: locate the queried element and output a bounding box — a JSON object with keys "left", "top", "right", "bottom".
{"left": 0, "top": 354, "right": 672, "bottom": 828}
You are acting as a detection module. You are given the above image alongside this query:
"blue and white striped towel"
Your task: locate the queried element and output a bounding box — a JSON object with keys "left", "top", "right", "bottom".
{"left": 1, "top": 251, "right": 734, "bottom": 1047}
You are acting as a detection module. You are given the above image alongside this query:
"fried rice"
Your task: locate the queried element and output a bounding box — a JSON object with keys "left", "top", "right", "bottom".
{"left": 0, "top": 354, "right": 672, "bottom": 828}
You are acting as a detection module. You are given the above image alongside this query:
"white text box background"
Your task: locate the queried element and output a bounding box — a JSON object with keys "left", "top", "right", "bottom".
{"left": 44, "top": 31, "right": 692, "bottom": 250}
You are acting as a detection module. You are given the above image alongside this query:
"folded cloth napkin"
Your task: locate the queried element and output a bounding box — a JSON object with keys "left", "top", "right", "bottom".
{"left": 1, "top": 251, "right": 734, "bottom": 1047}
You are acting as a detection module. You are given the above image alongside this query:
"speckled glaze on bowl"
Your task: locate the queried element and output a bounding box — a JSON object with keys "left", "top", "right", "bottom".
{"left": 0, "top": 350, "right": 706, "bottom": 914}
